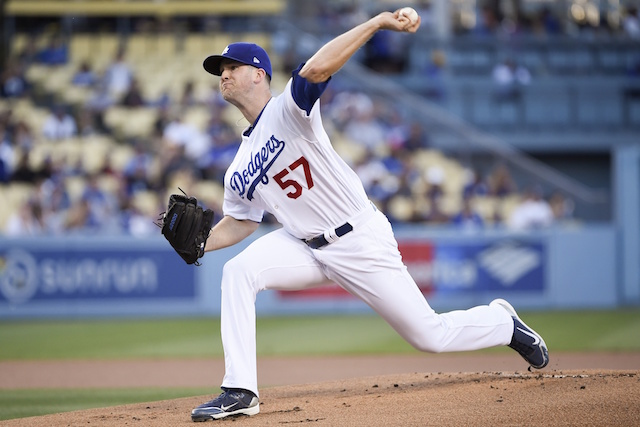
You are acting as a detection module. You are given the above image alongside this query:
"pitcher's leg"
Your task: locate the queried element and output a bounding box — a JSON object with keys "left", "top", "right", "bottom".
{"left": 379, "top": 272, "right": 514, "bottom": 353}
{"left": 339, "top": 260, "right": 513, "bottom": 352}
{"left": 317, "top": 212, "right": 514, "bottom": 353}
{"left": 219, "top": 229, "right": 327, "bottom": 397}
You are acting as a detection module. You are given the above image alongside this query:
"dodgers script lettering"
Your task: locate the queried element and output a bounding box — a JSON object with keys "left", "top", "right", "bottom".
{"left": 230, "top": 135, "right": 286, "bottom": 200}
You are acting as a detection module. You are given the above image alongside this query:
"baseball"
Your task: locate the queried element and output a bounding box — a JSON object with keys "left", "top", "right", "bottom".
{"left": 399, "top": 7, "right": 419, "bottom": 25}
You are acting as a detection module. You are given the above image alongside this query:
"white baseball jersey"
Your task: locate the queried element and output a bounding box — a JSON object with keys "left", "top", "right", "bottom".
{"left": 222, "top": 66, "right": 369, "bottom": 240}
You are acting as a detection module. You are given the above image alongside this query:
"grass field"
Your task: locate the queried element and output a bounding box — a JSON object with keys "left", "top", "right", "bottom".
{"left": 1, "top": 310, "right": 639, "bottom": 421}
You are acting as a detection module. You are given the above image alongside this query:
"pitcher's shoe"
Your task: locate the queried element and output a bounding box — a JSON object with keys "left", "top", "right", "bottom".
{"left": 191, "top": 388, "right": 259, "bottom": 422}
{"left": 491, "top": 298, "right": 549, "bottom": 369}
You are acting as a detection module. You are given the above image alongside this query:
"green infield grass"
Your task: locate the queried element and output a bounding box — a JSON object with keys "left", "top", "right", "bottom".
{"left": 1, "top": 310, "right": 639, "bottom": 361}
{"left": 0, "top": 387, "right": 213, "bottom": 421}
{"left": 0, "top": 309, "right": 639, "bottom": 421}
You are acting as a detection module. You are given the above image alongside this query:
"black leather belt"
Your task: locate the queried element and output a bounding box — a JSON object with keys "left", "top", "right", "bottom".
{"left": 304, "top": 222, "right": 354, "bottom": 249}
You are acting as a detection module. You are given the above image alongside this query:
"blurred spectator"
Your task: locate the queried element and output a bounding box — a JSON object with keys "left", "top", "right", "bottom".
{"left": 4, "top": 198, "right": 45, "bottom": 236}
{"left": 492, "top": 59, "right": 531, "bottom": 102}
{"left": 42, "top": 105, "right": 77, "bottom": 140}
{"left": 85, "top": 82, "right": 115, "bottom": 133}
{"left": 117, "top": 185, "right": 159, "bottom": 237}
{"left": 364, "top": 27, "right": 408, "bottom": 73}
{"left": 10, "top": 151, "right": 38, "bottom": 183}
{"left": 0, "top": 128, "right": 14, "bottom": 183}
{"left": 382, "top": 110, "right": 410, "bottom": 151}
{"left": 343, "top": 102, "right": 386, "bottom": 151}
{"left": 422, "top": 49, "right": 446, "bottom": 100}
{"left": 201, "top": 114, "right": 240, "bottom": 180}
{"left": 38, "top": 175, "right": 71, "bottom": 233}
{"left": 203, "top": 83, "right": 227, "bottom": 112}
{"left": 0, "top": 159, "right": 8, "bottom": 183}
{"left": 123, "top": 141, "right": 154, "bottom": 195}
{"left": 201, "top": 144, "right": 241, "bottom": 183}
{"left": 399, "top": 153, "right": 423, "bottom": 194}
{"left": 423, "top": 193, "right": 450, "bottom": 224}
{"left": 16, "top": 35, "right": 39, "bottom": 68}
{"left": 382, "top": 146, "right": 412, "bottom": 178}
{"left": 507, "top": 185, "right": 554, "bottom": 230}
{"left": 451, "top": 196, "right": 484, "bottom": 231}
{"left": 13, "top": 120, "right": 35, "bottom": 151}
{"left": 71, "top": 61, "right": 98, "bottom": 87}
{"left": 120, "top": 77, "right": 146, "bottom": 107}
{"left": 76, "top": 110, "right": 99, "bottom": 136}
{"left": 153, "top": 105, "right": 172, "bottom": 138}
{"left": 124, "top": 204, "right": 158, "bottom": 236}
{"left": 205, "top": 114, "right": 235, "bottom": 144}
{"left": 163, "top": 112, "right": 210, "bottom": 161}
{"left": 152, "top": 90, "right": 172, "bottom": 110}
{"left": 79, "top": 174, "right": 119, "bottom": 231}
{"left": 37, "top": 156, "right": 55, "bottom": 182}
{"left": 0, "top": 59, "right": 29, "bottom": 98}
{"left": 393, "top": 168, "right": 417, "bottom": 200}
{"left": 37, "top": 35, "right": 68, "bottom": 66}
{"left": 355, "top": 150, "right": 396, "bottom": 196}
{"left": 403, "top": 122, "right": 430, "bottom": 151}
{"left": 325, "top": 90, "right": 374, "bottom": 133}
{"left": 98, "top": 151, "right": 119, "bottom": 177}
{"left": 549, "top": 191, "right": 575, "bottom": 221}
{"left": 623, "top": 7, "right": 640, "bottom": 39}
{"left": 64, "top": 198, "right": 92, "bottom": 232}
{"left": 475, "top": 6, "right": 501, "bottom": 36}
{"left": 488, "top": 163, "right": 517, "bottom": 197}
{"left": 157, "top": 143, "right": 192, "bottom": 188}
{"left": 489, "top": 200, "right": 505, "bottom": 227}
{"left": 103, "top": 48, "right": 133, "bottom": 97}
{"left": 537, "top": 7, "right": 562, "bottom": 35}
{"left": 367, "top": 175, "right": 400, "bottom": 209}
{"left": 0, "top": 109, "right": 13, "bottom": 131}
{"left": 462, "top": 168, "right": 489, "bottom": 198}
{"left": 425, "top": 166, "right": 445, "bottom": 200}
{"left": 179, "top": 80, "right": 199, "bottom": 107}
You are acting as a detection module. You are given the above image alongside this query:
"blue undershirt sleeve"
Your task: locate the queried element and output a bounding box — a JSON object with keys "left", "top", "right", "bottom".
{"left": 290, "top": 63, "right": 331, "bottom": 116}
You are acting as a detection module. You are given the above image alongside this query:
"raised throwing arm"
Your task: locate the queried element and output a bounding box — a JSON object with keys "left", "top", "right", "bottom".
{"left": 299, "top": 9, "right": 421, "bottom": 83}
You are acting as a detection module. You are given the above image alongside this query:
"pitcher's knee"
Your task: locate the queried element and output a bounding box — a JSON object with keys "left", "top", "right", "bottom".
{"left": 403, "top": 325, "right": 450, "bottom": 353}
{"left": 222, "top": 256, "right": 241, "bottom": 277}
{"left": 410, "top": 337, "right": 447, "bottom": 354}
{"left": 221, "top": 256, "right": 256, "bottom": 290}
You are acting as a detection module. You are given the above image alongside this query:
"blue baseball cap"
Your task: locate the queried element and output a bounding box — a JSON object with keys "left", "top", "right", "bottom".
{"left": 203, "top": 42, "right": 272, "bottom": 79}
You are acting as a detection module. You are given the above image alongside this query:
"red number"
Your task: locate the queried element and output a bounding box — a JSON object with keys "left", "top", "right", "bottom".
{"left": 290, "top": 156, "right": 314, "bottom": 190}
{"left": 274, "top": 169, "right": 303, "bottom": 199}
{"left": 273, "top": 156, "right": 314, "bottom": 199}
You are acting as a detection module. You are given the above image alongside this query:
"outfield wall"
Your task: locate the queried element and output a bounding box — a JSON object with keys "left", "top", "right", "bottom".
{"left": 0, "top": 224, "right": 626, "bottom": 318}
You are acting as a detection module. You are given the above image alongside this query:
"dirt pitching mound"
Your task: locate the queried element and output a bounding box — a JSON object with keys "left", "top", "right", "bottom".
{"left": 2, "top": 370, "right": 638, "bottom": 426}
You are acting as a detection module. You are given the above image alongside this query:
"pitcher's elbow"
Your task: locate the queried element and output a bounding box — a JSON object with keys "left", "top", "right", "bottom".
{"left": 299, "top": 63, "right": 331, "bottom": 83}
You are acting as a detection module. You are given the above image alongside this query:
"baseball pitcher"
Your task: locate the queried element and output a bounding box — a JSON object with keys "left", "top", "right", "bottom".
{"left": 164, "top": 8, "right": 549, "bottom": 422}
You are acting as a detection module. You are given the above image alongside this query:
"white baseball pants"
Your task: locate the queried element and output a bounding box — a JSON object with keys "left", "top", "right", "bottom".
{"left": 219, "top": 207, "right": 514, "bottom": 397}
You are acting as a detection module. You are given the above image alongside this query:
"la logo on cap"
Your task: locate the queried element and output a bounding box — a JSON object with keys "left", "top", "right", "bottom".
{"left": 253, "top": 57, "right": 260, "bottom": 64}
{"left": 222, "top": 46, "right": 229, "bottom": 54}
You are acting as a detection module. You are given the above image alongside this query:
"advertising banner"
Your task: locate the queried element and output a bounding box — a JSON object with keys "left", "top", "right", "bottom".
{"left": 0, "top": 246, "right": 195, "bottom": 305}
{"left": 276, "top": 239, "right": 545, "bottom": 300}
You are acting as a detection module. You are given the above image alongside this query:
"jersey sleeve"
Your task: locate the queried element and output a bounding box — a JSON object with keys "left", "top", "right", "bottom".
{"left": 290, "top": 63, "right": 330, "bottom": 116}
{"left": 222, "top": 191, "right": 264, "bottom": 223}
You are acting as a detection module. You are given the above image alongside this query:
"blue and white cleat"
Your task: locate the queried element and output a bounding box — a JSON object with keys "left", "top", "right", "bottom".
{"left": 491, "top": 298, "right": 549, "bottom": 369}
{"left": 191, "top": 388, "right": 259, "bottom": 422}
